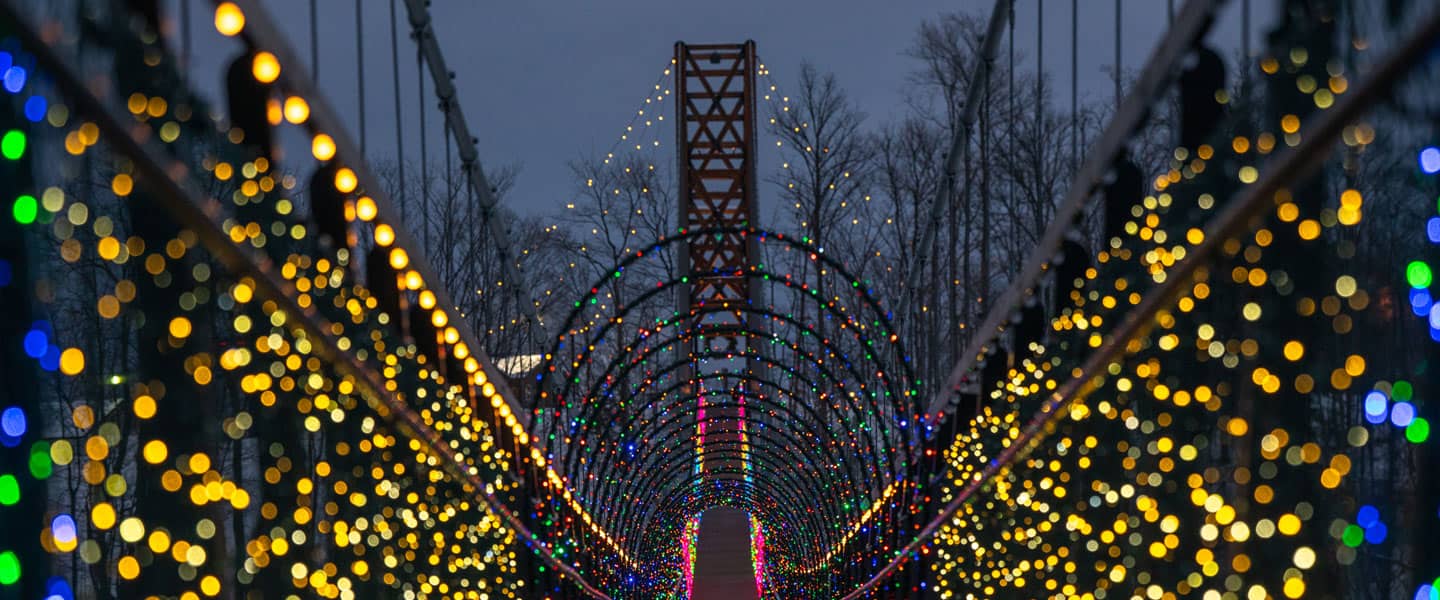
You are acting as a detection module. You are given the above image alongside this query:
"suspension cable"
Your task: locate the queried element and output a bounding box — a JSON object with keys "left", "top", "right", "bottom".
{"left": 356, "top": 0, "right": 366, "bottom": 155}
{"left": 898, "top": 0, "right": 1011, "bottom": 321}
{"left": 390, "top": 0, "right": 405, "bottom": 207}
{"left": 1115, "top": 0, "right": 1123, "bottom": 108}
{"left": 1072, "top": 0, "right": 1078, "bottom": 171}
{"left": 309, "top": 0, "right": 318, "bottom": 77}
{"left": 417, "top": 42, "right": 429, "bottom": 247}
{"left": 400, "top": 0, "right": 546, "bottom": 346}
{"left": 179, "top": 0, "right": 191, "bottom": 67}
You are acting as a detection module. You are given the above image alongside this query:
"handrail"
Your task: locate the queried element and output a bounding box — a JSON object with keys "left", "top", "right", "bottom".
{"left": 0, "top": 2, "right": 611, "bottom": 596}
{"left": 843, "top": 6, "right": 1440, "bottom": 596}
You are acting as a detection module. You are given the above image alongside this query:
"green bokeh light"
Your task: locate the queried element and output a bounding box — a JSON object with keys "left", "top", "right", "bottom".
{"left": 1393, "top": 380, "right": 1413, "bottom": 402}
{"left": 11, "top": 195, "right": 36, "bottom": 225}
{"left": 27, "top": 442, "right": 50, "bottom": 480}
{"left": 1407, "top": 261, "right": 1433, "bottom": 288}
{"left": 0, "top": 551, "right": 17, "bottom": 585}
{"left": 1407, "top": 418, "right": 1430, "bottom": 444}
{"left": 1341, "top": 524, "right": 1364, "bottom": 547}
{"left": 0, "top": 475, "right": 16, "bottom": 506}
{"left": 0, "top": 130, "right": 24, "bottom": 161}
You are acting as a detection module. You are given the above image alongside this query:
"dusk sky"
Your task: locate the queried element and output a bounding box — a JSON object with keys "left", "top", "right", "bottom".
{"left": 170, "top": 1, "right": 1274, "bottom": 219}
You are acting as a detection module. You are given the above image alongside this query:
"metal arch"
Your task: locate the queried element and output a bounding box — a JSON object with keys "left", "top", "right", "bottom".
{"left": 567, "top": 338, "right": 890, "bottom": 501}
{"left": 557, "top": 313, "right": 909, "bottom": 488}
{"left": 619, "top": 478, "right": 831, "bottom": 594}
{"left": 610, "top": 438, "right": 846, "bottom": 559}
{"left": 565, "top": 306, "right": 902, "bottom": 425}
{"left": 616, "top": 466, "right": 837, "bottom": 572}
{"left": 546, "top": 279, "right": 907, "bottom": 419}
{"left": 537, "top": 227, "right": 913, "bottom": 403}
{"left": 583, "top": 373, "right": 890, "bottom": 538}
{"left": 532, "top": 228, "right": 925, "bottom": 581}
{"left": 545, "top": 300, "right": 916, "bottom": 493}
{"left": 559, "top": 349, "right": 898, "bottom": 515}
{"left": 542, "top": 264, "right": 918, "bottom": 431}
{"left": 575, "top": 367, "right": 885, "bottom": 518}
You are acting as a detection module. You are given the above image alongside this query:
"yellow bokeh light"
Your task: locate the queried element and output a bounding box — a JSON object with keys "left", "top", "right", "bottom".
{"left": 283, "top": 96, "right": 310, "bottom": 124}
{"left": 118, "top": 556, "right": 140, "bottom": 580}
{"left": 112, "top": 173, "right": 134, "bottom": 196}
{"left": 59, "top": 348, "right": 85, "bottom": 376}
{"left": 214, "top": 2, "right": 245, "bottom": 36}
{"left": 169, "top": 316, "right": 193, "bottom": 338}
{"left": 312, "top": 134, "right": 337, "bottom": 161}
{"left": 142, "top": 440, "right": 168, "bottom": 464}
{"left": 334, "top": 167, "right": 358, "bottom": 193}
{"left": 252, "top": 52, "right": 281, "bottom": 84}
{"left": 356, "top": 196, "right": 377, "bottom": 221}
{"left": 374, "top": 223, "right": 395, "bottom": 247}
{"left": 133, "top": 395, "right": 157, "bottom": 419}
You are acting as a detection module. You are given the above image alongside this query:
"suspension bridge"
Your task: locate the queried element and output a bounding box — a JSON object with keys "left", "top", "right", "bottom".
{"left": 0, "top": 0, "right": 1438, "bottom": 598}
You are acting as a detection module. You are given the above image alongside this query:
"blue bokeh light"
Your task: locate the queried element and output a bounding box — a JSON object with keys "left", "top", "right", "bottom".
{"left": 1413, "top": 289, "right": 1434, "bottom": 317}
{"left": 1364, "top": 390, "right": 1389, "bottom": 424}
{"left": 1392, "top": 402, "right": 1416, "bottom": 427}
{"left": 1424, "top": 147, "right": 1440, "bottom": 174}
{"left": 23, "top": 95, "right": 45, "bottom": 122}
{"left": 0, "top": 407, "right": 24, "bottom": 438}
{"left": 1, "top": 65, "right": 25, "bottom": 93}
{"left": 1356, "top": 505, "right": 1379, "bottom": 527}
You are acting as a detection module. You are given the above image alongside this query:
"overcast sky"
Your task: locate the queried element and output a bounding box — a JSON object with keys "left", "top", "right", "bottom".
{"left": 169, "top": 0, "right": 1275, "bottom": 219}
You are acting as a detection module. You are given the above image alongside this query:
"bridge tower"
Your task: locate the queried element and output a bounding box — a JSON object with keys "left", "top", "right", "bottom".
{"left": 673, "top": 41, "right": 762, "bottom": 488}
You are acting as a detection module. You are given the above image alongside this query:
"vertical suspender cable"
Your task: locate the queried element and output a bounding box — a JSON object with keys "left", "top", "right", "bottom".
{"left": 356, "top": 0, "right": 367, "bottom": 155}
{"left": 310, "top": 0, "right": 318, "bottom": 78}
{"left": 1071, "top": 0, "right": 1078, "bottom": 171}
{"left": 1008, "top": 2, "right": 1015, "bottom": 275}
{"left": 418, "top": 47, "right": 430, "bottom": 249}
{"left": 899, "top": 0, "right": 1010, "bottom": 319}
{"left": 1115, "top": 0, "right": 1123, "bottom": 108}
{"left": 1242, "top": 0, "right": 1251, "bottom": 58}
{"left": 1169, "top": 0, "right": 1176, "bottom": 24}
{"left": 1037, "top": 3, "right": 1043, "bottom": 127}
{"left": 390, "top": 0, "right": 406, "bottom": 207}
{"left": 401, "top": 0, "right": 545, "bottom": 343}
{"left": 180, "top": 0, "right": 191, "bottom": 67}
{"left": 1007, "top": 4, "right": 1016, "bottom": 278}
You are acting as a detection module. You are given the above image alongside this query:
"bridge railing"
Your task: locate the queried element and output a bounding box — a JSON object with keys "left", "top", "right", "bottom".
{"left": 838, "top": 3, "right": 1440, "bottom": 598}
{"left": 0, "top": 1, "right": 615, "bottom": 597}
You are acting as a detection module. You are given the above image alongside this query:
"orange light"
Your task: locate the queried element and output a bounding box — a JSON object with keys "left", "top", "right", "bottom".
{"left": 389, "top": 248, "right": 409, "bottom": 270}
{"left": 418, "top": 290, "right": 437, "bottom": 309}
{"left": 355, "top": 196, "right": 377, "bottom": 221}
{"left": 431, "top": 310, "right": 448, "bottom": 328}
{"left": 334, "top": 168, "right": 358, "bottom": 193}
{"left": 373, "top": 224, "right": 394, "bottom": 246}
{"left": 311, "top": 134, "right": 336, "bottom": 161}
{"left": 283, "top": 97, "right": 310, "bottom": 124}
{"left": 265, "top": 98, "right": 283, "bottom": 125}
{"left": 251, "top": 52, "right": 281, "bottom": 84}
{"left": 214, "top": 3, "right": 245, "bottom": 36}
